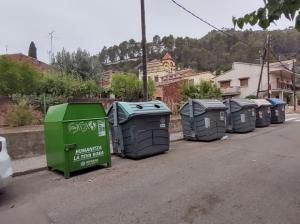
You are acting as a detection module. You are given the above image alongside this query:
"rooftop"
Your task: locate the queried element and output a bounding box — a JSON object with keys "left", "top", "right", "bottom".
{"left": 1, "top": 53, "right": 51, "bottom": 71}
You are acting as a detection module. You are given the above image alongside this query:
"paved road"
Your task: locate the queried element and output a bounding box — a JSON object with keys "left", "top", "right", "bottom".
{"left": 1, "top": 114, "right": 300, "bottom": 224}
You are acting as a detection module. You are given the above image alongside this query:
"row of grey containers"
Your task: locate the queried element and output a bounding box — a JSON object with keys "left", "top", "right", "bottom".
{"left": 180, "top": 98, "right": 286, "bottom": 141}
{"left": 108, "top": 98, "right": 285, "bottom": 159}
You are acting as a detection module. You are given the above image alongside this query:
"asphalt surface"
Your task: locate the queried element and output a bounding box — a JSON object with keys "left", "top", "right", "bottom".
{"left": 1, "top": 114, "right": 300, "bottom": 224}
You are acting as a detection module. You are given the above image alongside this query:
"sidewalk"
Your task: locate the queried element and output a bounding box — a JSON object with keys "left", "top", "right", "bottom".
{"left": 11, "top": 132, "right": 184, "bottom": 176}
{"left": 12, "top": 155, "right": 47, "bottom": 176}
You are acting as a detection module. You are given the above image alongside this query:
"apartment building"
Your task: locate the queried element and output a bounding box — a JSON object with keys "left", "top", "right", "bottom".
{"left": 214, "top": 60, "right": 300, "bottom": 105}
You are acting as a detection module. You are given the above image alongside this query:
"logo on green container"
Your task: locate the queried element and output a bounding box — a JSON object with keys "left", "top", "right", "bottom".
{"left": 68, "top": 121, "right": 99, "bottom": 134}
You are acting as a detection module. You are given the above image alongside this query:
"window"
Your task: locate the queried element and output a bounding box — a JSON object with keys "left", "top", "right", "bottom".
{"left": 154, "top": 76, "right": 159, "bottom": 82}
{"left": 219, "top": 80, "right": 231, "bottom": 88}
{"left": 240, "top": 78, "right": 249, "bottom": 87}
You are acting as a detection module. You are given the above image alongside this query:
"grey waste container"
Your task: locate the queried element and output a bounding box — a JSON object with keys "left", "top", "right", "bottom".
{"left": 223, "top": 98, "right": 256, "bottom": 133}
{"left": 107, "top": 101, "right": 172, "bottom": 159}
{"left": 266, "top": 98, "right": 286, "bottom": 123}
{"left": 179, "top": 99, "right": 227, "bottom": 141}
{"left": 251, "top": 99, "right": 272, "bottom": 127}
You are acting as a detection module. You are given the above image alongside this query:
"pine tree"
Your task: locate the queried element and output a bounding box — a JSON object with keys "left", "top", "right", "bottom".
{"left": 28, "top": 41, "right": 37, "bottom": 59}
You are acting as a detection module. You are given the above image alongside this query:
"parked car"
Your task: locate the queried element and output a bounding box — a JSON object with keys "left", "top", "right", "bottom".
{"left": 0, "top": 136, "right": 13, "bottom": 190}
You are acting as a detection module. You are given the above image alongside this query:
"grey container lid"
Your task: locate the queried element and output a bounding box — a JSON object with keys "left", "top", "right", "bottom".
{"left": 107, "top": 101, "right": 171, "bottom": 124}
{"left": 228, "top": 98, "right": 257, "bottom": 107}
{"left": 251, "top": 99, "right": 272, "bottom": 107}
{"left": 180, "top": 99, "right": 226, "bottom": 112}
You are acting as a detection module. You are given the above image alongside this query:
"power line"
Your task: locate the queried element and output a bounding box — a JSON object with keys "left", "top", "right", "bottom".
{"left": 269, "top": 48, "right": 295, "bottom": 73}
{"left": 169, "top": 0, "right": 254, "bottom": 47}
{"left": 170, "top": 0, "right": 233, "bottom": 38}
{"left": 170, "top": 0, "right": 297, "bottom": 73}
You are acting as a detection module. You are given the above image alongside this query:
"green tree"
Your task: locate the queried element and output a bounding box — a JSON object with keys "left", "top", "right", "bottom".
{"left": 162, "top": 35, "right": 175, "bottom": 53}
{"left": 119, "top": 41, "right": 129, "bottom": 60}
{"left": 0, "top": 57, "right": 42, "bottom": 95}
{"left": 182, "top": 81, "right": 221, "bottom": 100}
{"left": 98, "top": 29, "right": 300, "bottom": 73}
{"left": 99, "top": 46, "right": 109, "bottom": 64}
{"left": 233, "top": 0, "right": 300, "bottom": 30}
{"left": 53, "top": 48, "right": 103, "bottom": 81}
{"left": 111, "top": 73, "right": 142, "bottom": 101}
{"left": 111, "top": 73, "right": 155, "bottom": 101}
{"left": 28, "top": 41, "right": 37, "bottom": 59}
{"left": 39, "top": 72, "right": 100, "bottom": 97}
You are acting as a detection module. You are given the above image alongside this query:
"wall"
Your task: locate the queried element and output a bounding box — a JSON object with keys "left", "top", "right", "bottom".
{"left": 185, "top": 72, "right": 215, "bottom": 84}
{"left": 0, "top": 126, "right": 45, "bottom": 160}
{"left": 0, "top": 117, "right": 183, "bottom": 160}
{"left": 169, "top": 115, "right": 182, "bottom": 133}
{"left": 215, "top": 62, "right": 265, "bottom": 98}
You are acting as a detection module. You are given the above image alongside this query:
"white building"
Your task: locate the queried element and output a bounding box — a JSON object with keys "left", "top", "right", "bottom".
{"left": 214, "top": 60, "right": 300, "bottom": 105}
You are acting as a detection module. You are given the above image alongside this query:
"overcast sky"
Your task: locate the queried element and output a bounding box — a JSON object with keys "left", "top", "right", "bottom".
{"left": 0, "top": 0, "right": 294, "bottom": 63}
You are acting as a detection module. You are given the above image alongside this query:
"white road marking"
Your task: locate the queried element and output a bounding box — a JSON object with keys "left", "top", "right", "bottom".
{"left": 286, "top": 118, "right": 297, "bottom": 121}
{"left": 294, "top": 119, "right": 300, "bottom": 122}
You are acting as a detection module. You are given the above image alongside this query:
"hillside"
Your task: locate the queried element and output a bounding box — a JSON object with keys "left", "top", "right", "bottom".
{"left": 100, "top": 28, "right": 300, "bottom": 74}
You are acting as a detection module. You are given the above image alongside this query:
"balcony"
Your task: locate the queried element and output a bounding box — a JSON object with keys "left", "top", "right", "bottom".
{"left": 221, "top": 86, "right": 241, "bottom": 96}
{"left": 274, "top": 81, "right": 300, "bottom": 91}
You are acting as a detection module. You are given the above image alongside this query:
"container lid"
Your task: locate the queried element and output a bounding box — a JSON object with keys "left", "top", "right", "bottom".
{"left": 45, "top": 103, "right": 106, "bottom": 122}
{"left": 229, "top": 98, "right": 257, "bottom": 107}
{"left": 107, "top": 101, "right": 171, "bottom": 123}
{"left": 266, "top": 98, "right": 286, "bottom": 105}
{"left": 118, "top": 101, "right": 171, "bottom": 115}
{"left": 180, "top": 99, "right": 226, "bottom": 111}
{"left": 251, "top": 99, "right": 272, "bottom": 107}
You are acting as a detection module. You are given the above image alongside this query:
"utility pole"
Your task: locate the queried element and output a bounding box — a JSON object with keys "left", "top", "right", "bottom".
{"left": 5, "top": 45, "right": 8, "bottom": 54}
{"left": 48, "top": 31, "right": 54, "bottom": 63}
{"left": 267, "top": 34, "right": 271, "bottom": 98}
{"left": 256, "top": 46, "right": 267, "bottom": 98}
{"left": 140, "top": 0, "right": 148, "bottom": 101}
{"left": 293, "top": 60, "right": 296, "bottom": 111}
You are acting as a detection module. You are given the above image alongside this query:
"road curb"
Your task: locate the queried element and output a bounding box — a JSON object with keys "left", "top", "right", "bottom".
{"left": 12, "top": 135, "right": 185, "bottom": 177}
{"left": 12, "top": 167, "right": 48, "bottom": 177}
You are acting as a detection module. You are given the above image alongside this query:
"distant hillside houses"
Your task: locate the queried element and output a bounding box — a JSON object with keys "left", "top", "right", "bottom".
{"left": 138, "top": 53, "right": 215, "bottom": 86}
{"left": 137, "top": 53, "right": 215, "bottom": 109}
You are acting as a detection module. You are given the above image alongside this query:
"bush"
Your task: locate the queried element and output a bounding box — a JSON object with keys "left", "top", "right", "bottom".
{"left": 11, "top": 94, "right": 67, "bottom": 113}
{"left": 182, "top": 81, "right": 221, "bottom": 100}
{"left": 38, "top": 73, "right": 101, "bottom": 97}
{"left": 245, "top": 95, "right": 258, "bottom": 99}
{"left": 111, "top": 73, "right": 155, "bottom": 101}
{"left": 0, "top": 57, "right": 42, "bottom": 95}
{"left": 5, "top": 100, "right": 34, "bottom": 127}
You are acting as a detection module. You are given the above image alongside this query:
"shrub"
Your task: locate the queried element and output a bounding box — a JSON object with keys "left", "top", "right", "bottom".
{"left": 5, "top": 100, "right": 34, "bottom": 127}
{"left": 0, "top": 57, "right": 42, "bottom": 95}
{"left": 11, "top": 94, "right": 67, "bottom": 113}
{"left": 245, "top": 95, "right": 258, "bottom": 99}
{"left": 111, "top": 73, "right": 155, "bottom": 101}
{"left": 38, "top": 72, "right": 101, "bottom": 97}
{"left": 182, "top": 81, "right": 221, "bottom": 100}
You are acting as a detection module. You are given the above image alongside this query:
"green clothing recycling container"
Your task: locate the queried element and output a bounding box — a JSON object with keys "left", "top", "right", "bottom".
{"left": 44, "top": 103, "right": 111, "bottom": 178}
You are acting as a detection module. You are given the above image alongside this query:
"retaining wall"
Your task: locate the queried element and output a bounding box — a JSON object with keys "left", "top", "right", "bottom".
{"left": 0, "top": 126, "right": 44, "bottom": 160}
{"left": 0, "top": 116, "right": 183, "bottom": 160}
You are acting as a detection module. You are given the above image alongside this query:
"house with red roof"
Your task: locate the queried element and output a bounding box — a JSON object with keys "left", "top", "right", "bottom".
{"left": 1, "top": 53, "right": 51, "bottom": 72}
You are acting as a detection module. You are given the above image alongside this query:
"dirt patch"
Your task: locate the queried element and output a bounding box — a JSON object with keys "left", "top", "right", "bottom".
{"left": 182, "top": 193, "right": 223, "bottom": 223}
